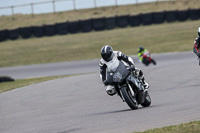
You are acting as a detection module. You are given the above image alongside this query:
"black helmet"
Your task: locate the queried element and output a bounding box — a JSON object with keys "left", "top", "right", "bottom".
{"left": 138, "top": 46, "right": 144, "bottom": 53}
{"left": 198, "top": 27, "right": 200, "bottom": 36}
{"left": 101, "top": 45, "right": 114, "bottom": 62}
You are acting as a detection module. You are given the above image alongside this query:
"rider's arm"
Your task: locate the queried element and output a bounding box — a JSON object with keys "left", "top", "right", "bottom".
{"left": 117, "top": 51, "right": 134, "bottom": 66}
{"left": 99, "top": 59, "right": 107, "bottom": 82}
{"left": 193, "top": 37, "right": 200, "bottom": 56}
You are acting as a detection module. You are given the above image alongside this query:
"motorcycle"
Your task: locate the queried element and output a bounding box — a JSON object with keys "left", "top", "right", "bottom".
{"left": 142, "top": 51, "right": 156, "bottom": 66}
{"left": 106, "top": 61, "right": 151, "bottom": 110}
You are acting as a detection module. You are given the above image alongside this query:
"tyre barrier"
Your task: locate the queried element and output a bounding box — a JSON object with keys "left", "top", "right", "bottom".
{"left": 55, "top": 22, "right": 68, "bottom": 35}
{"left": 80, "top": 19, "right": 92, "bottom": 32}
{"left": 0, "top": 76, "right": 14, "bottom": 83}
{"left": 32, "top": 26, "right": 44, "bottom": 37}
{"left": 116, "top": 15, "right": 129, "bottom": 28}
{"left": 141, "top": 13, "right": 153, "bottom": 25}
{"left": 129, "top": 15, "right": 141, "bottom": 27}
{"left": 44, "top": 24, "right": 56, "bottom": 36}
{"left": 1, "top": 8, "right": 200, "bottom": 42}
{"left": 153, "top": 12, "right": 165, "bottom": 24}
{"left": 8, "top": 29, "right": 19, "bottom": 40}
{"left": 105, "top": 17, "right": 116, "bottom": 30}
{"left": 0, "top": 30, "right": 8, "bottom": 42}
{"left": 19, "top": 27, "right": 32, "bottom": 39}
{"left": 92, "top": 18, "right": 105, "bottom": 31}
{"left": 165, "top": 10, "right": 177, "bottom": 23}
{"left": 177, "top": 10, "right": 189, "bottom": 21}
{"left": 68, "top": 21, "right": 81, "bottom": 34}
{"left": 189, "top": 9, "right": 200, "bottom": 20}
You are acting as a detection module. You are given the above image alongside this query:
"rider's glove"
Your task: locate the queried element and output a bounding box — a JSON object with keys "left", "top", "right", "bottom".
{"left": 103, "top": 80, "right": 109, "bottom": 86}
{"left": 133, "top": 68, "right": 140, "bottom": 77}
{"left": 129, "top": 65, "right": 135, "bottom": 71}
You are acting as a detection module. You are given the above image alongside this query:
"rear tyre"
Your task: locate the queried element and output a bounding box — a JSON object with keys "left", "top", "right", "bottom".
{"left": 141, "top": 91, "right": 151, "bottom": 107}
{"left": 151, "top": 59, "right": 156, "bottom": 65}
{"left": 121, "top": 87, "right": 138, "bottom": 109}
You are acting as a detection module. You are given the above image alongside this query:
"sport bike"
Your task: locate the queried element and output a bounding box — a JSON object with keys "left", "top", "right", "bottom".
{"left": 142, "top": 51, "right": 156, "bottom": 66}
{"left": 106, "top": 61, "right": 151, "bottom": 109}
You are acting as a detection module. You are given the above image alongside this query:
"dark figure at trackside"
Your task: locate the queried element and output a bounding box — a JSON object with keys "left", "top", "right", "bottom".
{"left": 99, "top": 45, "right": 149, "bottom": 96}
{"left": 193, "top": 27, "right": 200, "bottom": 65}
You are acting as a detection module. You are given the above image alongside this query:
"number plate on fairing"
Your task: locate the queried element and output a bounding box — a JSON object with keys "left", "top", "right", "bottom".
{"left": 113, "top": 72, "right": 123, "bottom": 82}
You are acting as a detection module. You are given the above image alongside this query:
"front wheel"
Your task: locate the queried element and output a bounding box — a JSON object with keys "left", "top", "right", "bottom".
{"left": 141, "top": 91, "right": 151, "bottom": 107}
{"left": 121, "top": 87, "right": 138, "bottom": 110}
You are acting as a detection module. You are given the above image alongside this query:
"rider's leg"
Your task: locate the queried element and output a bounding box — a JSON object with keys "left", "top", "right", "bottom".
{"left": 137, "top": 69, "right": 149, "bottom": 89}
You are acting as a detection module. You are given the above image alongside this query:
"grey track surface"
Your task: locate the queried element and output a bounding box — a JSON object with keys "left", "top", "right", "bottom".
{"left": 1, "top": 51, "right": 200, "bottom": 133}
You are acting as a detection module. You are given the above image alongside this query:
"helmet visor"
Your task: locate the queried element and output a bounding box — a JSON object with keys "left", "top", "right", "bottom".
{"left": 102, "top": 52, "right": 113, "bottom": 62}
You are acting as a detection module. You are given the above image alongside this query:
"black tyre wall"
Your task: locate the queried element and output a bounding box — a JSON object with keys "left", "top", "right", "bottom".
{"left": 153, "top": 12, "right": 165, "bottom": 24}
{"left": 0, "top": 76, "right": 14, "bottom": 83}
{"left": 19, "top": 27, "right": 32, "bottom": 39}
{"left": 92, "top": 18, "right": 105, "bottom": 31}
{"left": 105, "top": 17, "right": 116, "bottom": 30}
{"left": 55, "top": 22, "right": 68, "bottom": 35}
{"left": 189, "top": 9, "right": 200, "bottom": 20}
{"left": 141, "top": 13, "right": 153, "bottom": 25}
{"left": 116, "top": 15, "right": 129, "bottom": 28}
{"left": 0, "top": 30, "right": 8, "bottom": 42}
{"left": 177, "top": 10, "right": 189, "bottom": 21}
{"left": 8, "top": 29, "right": 19, "bottom": 40}
{"left": 32, "top": 26, "right": 44, "bottom": 37}
{"left": 44, "top": 24, "right": 56, "bottom": 36}
{"left": 129, "top": 15, "right": 141, "bottom": 27}
{"left": 68, "top": 21, "right": 80, "bottom": 34}
{"left": 165, "top": 10, "right": 177, "bottom": 22}
{"left": 80, "top": 19, "right": 92, "bottom": 32}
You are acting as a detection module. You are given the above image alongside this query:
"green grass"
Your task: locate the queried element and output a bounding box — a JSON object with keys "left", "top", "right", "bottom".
{"left": 0, "top": 75, "right": 69, "bottom": 93}
{"left": 0, "top": 0, "right": 200, "bottom": 30}
{"left": 134, "top": 121, "right": 200, "bottom": 133}
{"left": 0, "top": 20, "right": 199, "bottom": 67}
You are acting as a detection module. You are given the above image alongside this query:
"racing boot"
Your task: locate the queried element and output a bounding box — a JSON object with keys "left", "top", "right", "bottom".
{"left": 141, "top": 77, "right": 149, "bottom": 91}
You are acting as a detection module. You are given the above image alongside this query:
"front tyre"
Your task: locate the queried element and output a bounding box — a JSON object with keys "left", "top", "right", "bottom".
{"left": 141, "top": 91, "right": 151, "bottom": 107}
{"left": 121, "top": 87, "right": 138, "bottom": 110}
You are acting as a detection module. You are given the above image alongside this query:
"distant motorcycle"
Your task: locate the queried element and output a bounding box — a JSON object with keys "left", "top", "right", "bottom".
{"left": 106, "top": 61, "right": 151, "bottom": 110}
{"left": 141, "top": 51, "right": 156, "bottom": 66}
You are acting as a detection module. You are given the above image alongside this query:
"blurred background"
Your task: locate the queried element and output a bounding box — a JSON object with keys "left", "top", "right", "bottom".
{"left": 0, "top": 0, "right": 200, "bottom": 68}
{"left": 0, "top": 0, "right": 166, "bottom": 16}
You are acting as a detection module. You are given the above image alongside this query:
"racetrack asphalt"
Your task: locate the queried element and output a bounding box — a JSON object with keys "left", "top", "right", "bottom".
{"left": 1, "top": 51, "right": 200, "bottom": 133}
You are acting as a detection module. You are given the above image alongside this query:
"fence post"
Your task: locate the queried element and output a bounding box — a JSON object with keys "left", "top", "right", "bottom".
{"left": 94, "top": 0, "right": 97, "bottom": 8}
{"left": 11, "top": 6, "right": 14, "bottom": 16}
{"left": 52, "top": 0, "right": 56, "bottom": 13}
{"left": 11, "top": 6, "right": 15, "bottom": 20}
{"left": 115, "top": 0, "right": 118, "bottom": 6}
{"left": 31, "top": 3, "right": 34, "bottom": 17}
{"left": 73, "top": 0, "right": 76, "bottom": 10}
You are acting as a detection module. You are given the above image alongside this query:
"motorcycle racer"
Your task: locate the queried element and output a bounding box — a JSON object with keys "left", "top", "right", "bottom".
{"left": 138, "top": 46, "right": 148, "bottom": 65}
{"left": 99, "top": 45, "right": 149, "bottom": 96}
{"left": 193, "top": 27, "right": 200, "bottom": 65}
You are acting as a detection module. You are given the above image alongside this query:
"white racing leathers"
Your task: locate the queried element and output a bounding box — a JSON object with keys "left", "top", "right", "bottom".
{"left": 99, "top": 51, "right": 135, "bottom": 96}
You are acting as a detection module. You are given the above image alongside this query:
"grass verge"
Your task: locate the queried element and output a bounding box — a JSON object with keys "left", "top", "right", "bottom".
{"left": 0, "top": 75, "right": 69, "bottom": 93}
{"left": 134, "top": 121, "right": 200, "bottom": 133}
{"left": 0, "top": 19, "right": 199, "bottom": 67}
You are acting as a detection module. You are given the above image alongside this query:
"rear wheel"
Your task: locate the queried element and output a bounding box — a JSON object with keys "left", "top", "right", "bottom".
{"left": 141, "top": 91, "right": 151, "bottom": 107}
{"left": 121, "top": 87, "right": 138, "bottom": 110}
{"left": 151, "top": 59, "right": 156, "bottom": 65}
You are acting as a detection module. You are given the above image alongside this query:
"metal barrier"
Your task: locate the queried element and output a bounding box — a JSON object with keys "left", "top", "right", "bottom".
{"left": 0, "top": 0, "right": 160, "bottom": 16}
